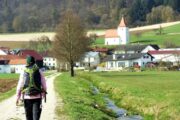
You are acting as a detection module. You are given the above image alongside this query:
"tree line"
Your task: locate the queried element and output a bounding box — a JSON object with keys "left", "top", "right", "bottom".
{"left": 0, "top": 0, "right": 179, "bottom": 33}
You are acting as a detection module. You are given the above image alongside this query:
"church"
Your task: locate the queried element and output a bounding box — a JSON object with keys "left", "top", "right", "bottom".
{"left": 105, "top": 17, "right": 129, "bottom": 45}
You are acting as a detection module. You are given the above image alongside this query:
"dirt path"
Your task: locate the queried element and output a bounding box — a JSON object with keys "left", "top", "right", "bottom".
{"left": 0, "top": 73, "right": 61, "bottom": 120}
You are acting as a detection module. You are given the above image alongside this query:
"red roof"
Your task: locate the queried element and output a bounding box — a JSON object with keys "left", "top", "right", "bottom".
{"left": 18, "top": 50, "right": 43, "bottom": 60}
{"left": 148, "top": 50, "right": 180, "bottom": 55}
{"left": 0, "top": 55, "right": 26, "bottom": 65}
{"left": 0, "top": 55, "right": 24, "bottom": 60}
{"left": 92, "top": 48, "right": 108, "bottom": 52}
{"left": 105, "top": 29, "right": 119, "bottom": 38}
{"left": 9, "top": 59, "right": 26, "bottom": 65}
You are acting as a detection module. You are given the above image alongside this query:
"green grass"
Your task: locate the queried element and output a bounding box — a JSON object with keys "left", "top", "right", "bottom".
{"left": 79, "top": 71, "right": 180, "bottom": 120}
{"left": 0, "top": 73, "right": 19, "bottom": 102}
{"left": 54, "top": 73, "right": 114, "bottom": 120}
{"left": 94, "top": 37, "right": 105, "bottom": 45}
{"left": 130, "top": 24, "right": 180, "bottom": 47}
{"left": 163, "top": 23, "right": 180, "bottom": 33}
{"left": 0, "top": 73, "right": 19, "bottom": 79}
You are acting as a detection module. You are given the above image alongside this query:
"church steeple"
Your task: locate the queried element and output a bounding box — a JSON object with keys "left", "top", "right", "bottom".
{"left": 119, "top": 16, "right": 126, "bottom": 27}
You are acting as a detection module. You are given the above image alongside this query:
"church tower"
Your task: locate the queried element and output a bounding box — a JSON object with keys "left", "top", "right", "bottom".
{"left": 117, "top": 17, "right": 129, "bottom": 44}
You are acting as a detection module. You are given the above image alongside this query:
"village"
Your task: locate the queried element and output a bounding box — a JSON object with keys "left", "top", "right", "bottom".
{"left": 0, "top": 0, "right": 180, "bottom": 119}
{"left": 0, "top": 17, "right": 180, "bottom": 74}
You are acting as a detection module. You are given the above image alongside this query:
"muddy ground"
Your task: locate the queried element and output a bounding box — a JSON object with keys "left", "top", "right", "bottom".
{"left": 0, "top": 79, "right": 17, "bottom": 93}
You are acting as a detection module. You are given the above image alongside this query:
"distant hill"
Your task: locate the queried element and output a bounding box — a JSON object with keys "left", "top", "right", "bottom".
{"left": 0, "top": 0, "right": 179, "bottom": 33}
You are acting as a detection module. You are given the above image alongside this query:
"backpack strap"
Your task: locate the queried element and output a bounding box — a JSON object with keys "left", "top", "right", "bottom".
{"left": 22, "top": 65, "right": 42, "bottom": 94}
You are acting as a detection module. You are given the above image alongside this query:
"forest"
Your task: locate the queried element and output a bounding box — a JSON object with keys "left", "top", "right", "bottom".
{"left": 0, "top": 0, "right": 179, "bottom": 33}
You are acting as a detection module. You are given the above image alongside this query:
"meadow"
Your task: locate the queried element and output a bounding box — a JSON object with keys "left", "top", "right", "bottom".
{"left": 79, "top": 71, "right": 180, "bottom": 120}
{"left": 130, "top": 24, "right": 180, "bottom": 47}
{"left": 0, "top": 73, "right": 19, "bottom": 101}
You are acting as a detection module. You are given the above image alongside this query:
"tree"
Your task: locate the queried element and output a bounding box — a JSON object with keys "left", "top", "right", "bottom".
{"left": 52, "top": 11, "right": 91, "bottom": 77}
{"left": 27, "top": 35, "right": 52, "bottom": 52}
{"left": 146, "top": 5, "right": 174, "bottom": 24}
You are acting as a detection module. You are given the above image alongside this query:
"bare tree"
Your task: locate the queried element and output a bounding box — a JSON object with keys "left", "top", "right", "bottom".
{"left": 52, "top": 11, "right": 91, "bottom": 77}
{"left": 26, "top": 35, "right": 52, "bottom": 53}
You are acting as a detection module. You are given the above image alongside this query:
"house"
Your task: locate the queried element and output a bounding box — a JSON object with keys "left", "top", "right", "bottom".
{"left": 41, "top": 51, "right": 57, "bottom": 69}
{"left": 104, "top": 53, "right": 154, "bottom": 70}
{"left": 0, "top": 55, "right": 26, "bottom": 73}
{"left": 75, "top": 52, "right": 100, "bottom": 69}
{"left": 148, "top": 50, "right": 180, "bottom": 65}
{"left": 0, "top": 47, "right": 10, "bottom": 55}
{"left": 105, "top": 17, "right": 129, "bottom": 45}
{"left": 83, "top": 52, "right": 100, "bottom": 67}
{"left": 114, "top": 44, "right": 159, "bottom": 54}
{"left": 9, "top": 59, "right": 26, "bottom": 73}
{"left": 17, "top": 50, "right": 43, "bottom": 68}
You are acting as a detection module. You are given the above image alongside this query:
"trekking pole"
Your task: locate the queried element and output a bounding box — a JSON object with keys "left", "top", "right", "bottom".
{"left": 44, "top": 92, "right": 47, "bottom": 103}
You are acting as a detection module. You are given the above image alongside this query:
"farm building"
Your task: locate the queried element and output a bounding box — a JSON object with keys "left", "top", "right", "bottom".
{"left": 148, "top": 50, "right": 180, "bottom": 65}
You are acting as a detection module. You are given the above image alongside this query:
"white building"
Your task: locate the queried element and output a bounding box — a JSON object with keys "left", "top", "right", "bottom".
{"left": 83, "top": 52, "right": 100, "bottom": 67}
{"left": 0, "top": 65, "right": 11, "bottom": 73}
{"left": 75, "top": 52, "right": 100, "bottom": 69}
{"left": 43, "top": 57, "right": 57, "bottom": 69}
{"left": 9, "top": 59, "right": 26, "bottom": 73}
{"left": 148, "top": 50, "right": 180, "bottom": 65}
{"left": 0, "top": 55, "right": 26, "bottom": 73}
{"left": 105, "top": 53, "right": 153, "bottom": 70}
{"left": 105, "top": 17, "right": 129, "bottom": 45}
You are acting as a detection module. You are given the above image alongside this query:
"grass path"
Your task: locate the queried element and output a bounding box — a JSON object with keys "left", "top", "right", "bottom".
{"left": 0, "top": 73, "right": 61, "bottom": 120}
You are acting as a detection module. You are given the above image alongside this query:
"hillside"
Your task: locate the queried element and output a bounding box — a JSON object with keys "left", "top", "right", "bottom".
{"left": 130, "top": 23, "right": 180, "bottom": 47}
{"left": 0, "top": 0, "right": 179, "bottom": 33}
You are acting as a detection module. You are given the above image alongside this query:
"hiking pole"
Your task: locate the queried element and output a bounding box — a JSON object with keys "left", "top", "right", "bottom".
{"left": 44, "top": 92, "right": 47, "bottom": 103}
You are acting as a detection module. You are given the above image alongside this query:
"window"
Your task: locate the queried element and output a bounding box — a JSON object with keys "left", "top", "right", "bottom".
{"left": 53, "top": 58, "right": 55, "bottom": 61}
{"left": 143, "top": 56, "right": 149, "bottom": 59}
{"left": 110, "top": 62, "right": 113, "bottom": 67}
{"left": 53, "top": 63, "right": 55, "bottom": 66}
{"left": 49, "top": 63, "right": 51, "bottom": 66}
{"left": 133, "top": 62, "right": 138, "bottom": 66}
{"left": 44, "top": 58, "right": 46, "bottom": 61}
{"left": 118, "top": 62, "right": 125, "bottom": 67}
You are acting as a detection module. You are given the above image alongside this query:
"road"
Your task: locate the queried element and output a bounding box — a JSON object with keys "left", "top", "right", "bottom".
{"left": 0, "top": 73, "right": 61, "bottom": 120}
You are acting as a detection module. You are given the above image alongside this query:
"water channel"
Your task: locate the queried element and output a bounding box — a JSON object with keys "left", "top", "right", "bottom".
{"left": 91, "top": 85, "right": 143, "bottom": 120}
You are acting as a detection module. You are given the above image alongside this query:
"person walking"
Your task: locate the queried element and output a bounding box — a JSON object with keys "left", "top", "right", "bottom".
{"left": 16, "top": 56, "right": 47, "bottom": 120}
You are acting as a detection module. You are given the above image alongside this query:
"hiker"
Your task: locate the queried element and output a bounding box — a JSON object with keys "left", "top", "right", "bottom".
{"left": 16, "top": 56, "right": 47, "bottom": 120}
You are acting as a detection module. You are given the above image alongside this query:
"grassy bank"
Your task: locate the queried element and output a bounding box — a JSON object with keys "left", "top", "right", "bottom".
{"left": 54, "top": 73, "right": 114, "bottom": 120}
{"left": 0, "top": 73, "right": 19, "bottom": 102}
{"left": 79, "top": 71, "right": 180, "bottom": 120}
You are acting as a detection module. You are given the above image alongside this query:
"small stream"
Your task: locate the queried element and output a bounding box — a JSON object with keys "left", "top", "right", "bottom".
{"left": 91, "top": 85, "right": 143, "bottom": 120}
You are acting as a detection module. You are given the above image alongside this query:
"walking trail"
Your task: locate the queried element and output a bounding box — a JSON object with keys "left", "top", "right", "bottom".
{"left": 0, "top": 72, "right": 61, "bottom": 120}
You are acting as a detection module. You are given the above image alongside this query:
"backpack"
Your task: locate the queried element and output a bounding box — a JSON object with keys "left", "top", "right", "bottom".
{"left": 22, "top": 65, "right": 42, "bottom": 96}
